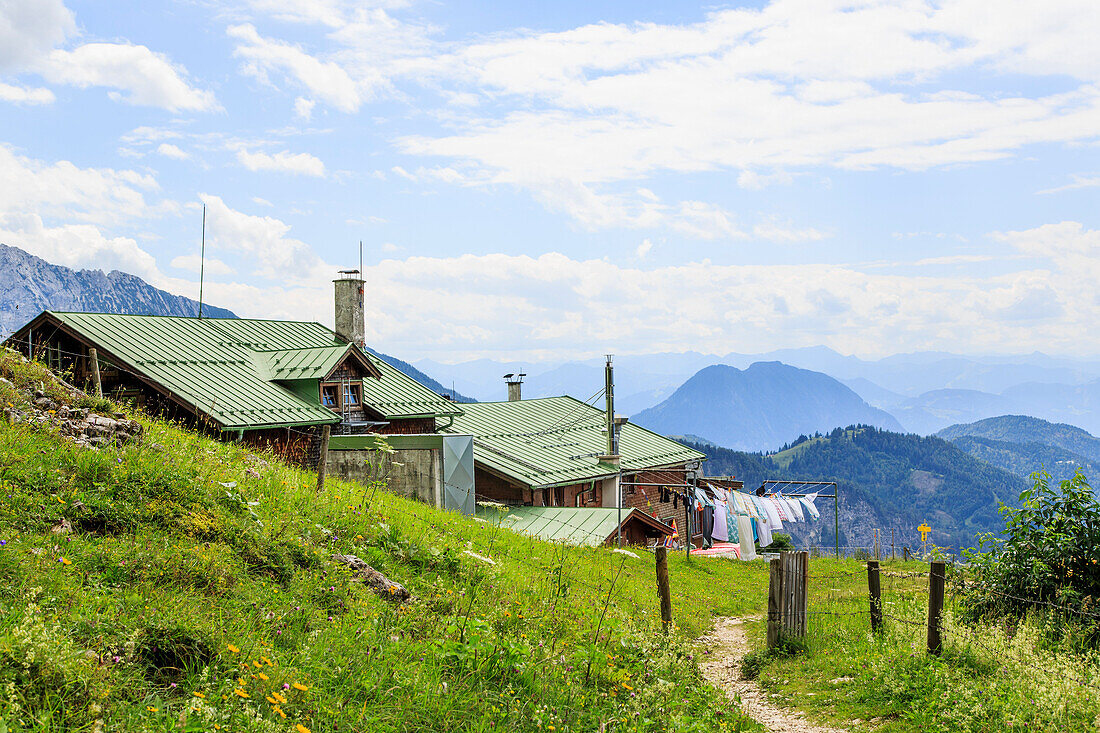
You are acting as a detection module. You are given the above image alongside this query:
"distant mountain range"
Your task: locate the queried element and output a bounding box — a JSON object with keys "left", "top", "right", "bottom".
{"left": 632, "top": 362, "right": 903, "bottom": 452}
{"left": 417, "top": 344, "right": 1100, "bottom": 440}
{"left": 686, "top": 425, "right": 1025, "bottom": 551}
{"left": 0, "top": 243, "right": 471, "bottom": 402}
{"left": 935, "top": 415, "right": 1100, "bottom": 484}
{"left": 0, "top": 243, "right": 236, "bottom": 335}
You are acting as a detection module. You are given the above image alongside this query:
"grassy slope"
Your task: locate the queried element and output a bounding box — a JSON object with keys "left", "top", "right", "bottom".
{"left": 744, "top": 560, "right": 1100, "bottom": 732}
{"left": 0, "top": 349, "right": 767, "bottom": 733}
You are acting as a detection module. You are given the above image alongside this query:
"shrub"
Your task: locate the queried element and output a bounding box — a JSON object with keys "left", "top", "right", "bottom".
{"left": 963, "top": 470, "right": 1100, "bottom": 627}
{"left": 763, "top": 533, "right": 795, "bottom": 552}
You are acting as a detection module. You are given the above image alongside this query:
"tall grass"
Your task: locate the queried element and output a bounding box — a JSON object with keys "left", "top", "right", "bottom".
{"left": 745, "top": 561, "right": 1100, "bottom": 732}
{"left": 0, "top": 350, "right": 767, "bottom": 732}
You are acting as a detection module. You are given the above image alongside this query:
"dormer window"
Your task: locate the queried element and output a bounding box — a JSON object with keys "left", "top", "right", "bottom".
{"left": 321, "top": 384, "right": 339, "bottom": 408}
{"left": 343, "top": 383, "right": 361, "bottom": 406}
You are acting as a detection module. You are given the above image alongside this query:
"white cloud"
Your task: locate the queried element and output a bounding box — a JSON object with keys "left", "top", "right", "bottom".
{"left": 228, "top": 24, "right": 364, "bottom": 112}
{"left": 0, "top": 213, "right": 161, "bottom": 281}
{"left": 0, "top": 0, "right": 74, "bottom": 70}
{"left": 337, "top": 225, "right": 1100, "bottom": 360}
{"left": 198, "top": 194, "right": 327, "bottom": 280}
{"left": 1037, "top": 173, "right": 1100, "bottom": 195}
{"left": 293, "top": 96, "right": 316, "bottom": 119}
{"left": 236, "top": 148, "right": 325, "bottom": 176}
{"left": 170, "top": 253, "right": 235, "bottom": 276}
{"left": 0, "top": 144, "right": 162, "bottom": 225}
{"left": 0, "top": 82, "right": 54, "bottom": 104}
{"left": 635, "top": 239, "right": 652, "bottom": 259}
{"left": 251, "top": 196, "right": 274, "bottom": 207}
{"left": 156, "top": 143, "right": 189, "bottom": 160}
{"left": 43, "top": 43, "right": 217, "bottom": 111}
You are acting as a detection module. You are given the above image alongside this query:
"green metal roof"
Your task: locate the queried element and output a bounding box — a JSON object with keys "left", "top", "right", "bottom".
{"left": 361, "top": 355, "right": 463, "bottom": 419}
{"left": 441, "top": 396, "right": 705, "bottom": 488}
{"left": 261, "top": 345, "right": 364, "bottom": 380}
{"left": 476, "top": 506, "right": 667, "bottom": 547}
{"left": 26, "top": 312, "right": 460, "bottom": 430}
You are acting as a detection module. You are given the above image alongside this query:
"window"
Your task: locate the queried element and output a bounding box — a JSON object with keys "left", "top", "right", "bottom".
{"left": 321, "top": 384, "right": 339, "bottom": 408}
{"left": 342, "top": 383, "right": 361, "bottom": 406}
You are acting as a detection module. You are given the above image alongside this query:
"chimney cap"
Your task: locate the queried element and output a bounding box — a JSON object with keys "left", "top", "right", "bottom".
{"left": 503, "top": 372, "right": 526, "bottom": 383}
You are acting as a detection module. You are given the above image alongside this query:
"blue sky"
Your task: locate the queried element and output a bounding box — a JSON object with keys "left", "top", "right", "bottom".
{"left": 2, "top": 0, "right": 1100, "bottom": 362}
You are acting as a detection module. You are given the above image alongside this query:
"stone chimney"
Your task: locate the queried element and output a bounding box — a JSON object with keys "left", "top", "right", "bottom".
{"left": 334, "top": 270, "right": 365, "bottom": 346}
{"left": 504, "top": 372, "right": 525, "bottom": 401}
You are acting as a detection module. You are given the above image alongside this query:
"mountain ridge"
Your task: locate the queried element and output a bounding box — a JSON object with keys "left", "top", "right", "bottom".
{"left": 633, "top": 361, "right": 904, "bottom": 452}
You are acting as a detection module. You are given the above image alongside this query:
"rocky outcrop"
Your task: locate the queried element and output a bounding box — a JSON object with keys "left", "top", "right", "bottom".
{"left": 3, "top": 379, "right": 143, "bottom": 449}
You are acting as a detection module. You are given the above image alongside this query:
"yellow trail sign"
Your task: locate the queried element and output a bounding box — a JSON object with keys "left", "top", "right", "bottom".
{"left": 918, "top": 523, "right": 931, "bottom": 542}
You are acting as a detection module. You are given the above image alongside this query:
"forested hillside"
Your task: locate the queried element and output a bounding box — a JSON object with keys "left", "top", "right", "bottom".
{"left": 687, "top": 425, "right": 1025, "bottom": 551}
{"left": 937, "top": 415, "right": 1100, "bottom": 462}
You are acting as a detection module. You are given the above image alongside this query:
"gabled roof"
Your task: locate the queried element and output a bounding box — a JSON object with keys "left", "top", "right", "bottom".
{"left": 261, "top": 344, "right": 381, "bottom": 381}
{"left": 477, "top": 506, "right": 673, "bottom": 547}
{"left": 440, "top": 396, "right": 705, "bottom": 489}
{"left": 11, "top": 311, "right": 460, "bottom": 430}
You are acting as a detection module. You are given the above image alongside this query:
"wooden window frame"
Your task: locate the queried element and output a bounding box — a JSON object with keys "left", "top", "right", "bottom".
{"left": 320, "top": 383, "right": 340, "bottom": 409}
{"left": 342, "top": 382, "right": 362, "bottom": 407}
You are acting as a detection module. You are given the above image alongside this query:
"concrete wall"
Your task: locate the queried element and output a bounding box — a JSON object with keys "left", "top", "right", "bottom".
{"left": 326, "top": 447, "right": 441, "bottom": 506}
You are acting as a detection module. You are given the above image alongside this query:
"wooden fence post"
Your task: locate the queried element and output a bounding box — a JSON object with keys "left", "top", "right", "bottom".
{"left": 868, "top": 560, "right": 882, "bottom": 634}
{"left": 89, "top": 347, "right": 102, "bottom": 398}
{"left": 927, "top": 560, "right": 946, "bottom": 655}
{"left": 797, "top": 550, "right": 809, "bottom": 637}
{"left": 655, "top": 546, "right": 673, "bottom": 633}
{"left": 767, "top": 557, "right": 782, "bottom": 649}
{"left": 315, "top": 425, "right": 331, "bottom": 492}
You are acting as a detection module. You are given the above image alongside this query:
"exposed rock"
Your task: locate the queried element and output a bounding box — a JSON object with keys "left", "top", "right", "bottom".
{"left": 52, "top": 518, "right": 73, "bottom": 535}
{"left": 332, "top": 554, "right": 412, "bottom": 603}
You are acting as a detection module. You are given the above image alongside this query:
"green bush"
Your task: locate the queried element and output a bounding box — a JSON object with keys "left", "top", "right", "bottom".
{"left": 762, "top": 533, "right": 795, "bottom": 552}
{"left": 963, "top": 470, "right": 1100, "bottom": 627}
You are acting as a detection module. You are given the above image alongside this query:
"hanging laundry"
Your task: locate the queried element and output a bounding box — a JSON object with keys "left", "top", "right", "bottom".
{"left": 716, "top": 489, "right": 738, "bottom": 543}
{"left": 769, "top": 496, "right": 790, "bottom": 522}
{"left": 757, "top": 496, "right": 784, "bottom": 531}
{"left": 755, "top": 511, "right": 773, "bottom": 548}
{"left": 800, "top": 492, "right": 821, "bottom": 520}
{"left": 784, "top": 496, "right": 805, "bottom": 522}
{"left": 737, "top": 491, "right": 760, "bottom": 520}
{"left": 737, "top": 513, "right": 757, "bottom": 560}
{"left": 712, "top": 493, "right": 729, "bottom": 542}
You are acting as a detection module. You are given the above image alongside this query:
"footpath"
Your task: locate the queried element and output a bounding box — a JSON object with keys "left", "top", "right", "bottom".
{"left": 700, "top": 617, "right": 849, "bottom": 733}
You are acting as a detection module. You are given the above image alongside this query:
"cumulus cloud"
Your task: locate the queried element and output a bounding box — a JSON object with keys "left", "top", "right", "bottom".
{"left": 198, "top": 194, "right": 328, "bottom": 280}
{"left": 156, "top": 143, "right": 189, "bottom": 160}
{"left": 0, "top": 213, "right": 161, "bottom": 282}
{"left": 0, "top": 0, "right": 74, "bottom": 70}
{"left": 228, "top": 24, "right": 365, "bottom": 112}
{"left": 0, "top": 144, "right": 162, "bottom": 225}
{"left": 236, "top": 148, "right": 325, "bottom": 176}
{"left": 0, "top": 82, "right": 54, "bottom": 104}
{"left": 0, "top": 0, "right": 214, "bottom": 112}
{"left": 43, "top": 43, "right": 217, "bottom": 111}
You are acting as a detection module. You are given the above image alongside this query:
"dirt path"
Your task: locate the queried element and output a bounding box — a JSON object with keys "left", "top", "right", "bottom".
{"left": 699, "top": 617, "right": 849, "bottom": 733}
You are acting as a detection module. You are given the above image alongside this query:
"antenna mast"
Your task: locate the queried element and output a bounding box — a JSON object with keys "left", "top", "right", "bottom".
{"left": 198, "top": 204, "right": 206, "bottom": 319}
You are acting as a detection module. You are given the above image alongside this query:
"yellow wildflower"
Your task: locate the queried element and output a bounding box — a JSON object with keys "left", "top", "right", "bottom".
{"left": 258, "top": 672, "right": 269, "bottom": 681}
{"left": 296, "top": 724, "right": 311, "bottom": 733}
{"left": 273, "top": 692, "right": 287, "bottom": 704}
{"left": 274, "top": 707, "right": 287, "bottom": 719}
{"left": 292, "top": 682, "right": 309, "bottom": 691}
{"left": 253, "top": 660, "right": 263, "bottom": 668}
{"left": 266, "top": 695, "right": 277, "bottom": 704}
{"left": 227, "top": 644, "right": 240, "bottom": 653}
{"left": 192, "top": 691, "right": 205, "bottom": 699}
{"left": 146, "top": 706, "right": 157, "bottom": 712}
{"left": 234, "top": 688, "right": 250, "bottom": 699}
{"left": 60, "top": 557, "right": 72, "bottom": 565}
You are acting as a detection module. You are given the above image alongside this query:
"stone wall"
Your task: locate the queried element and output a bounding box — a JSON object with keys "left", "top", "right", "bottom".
{"left": 326, "top": 447, "right": 441, "bottom": 506}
